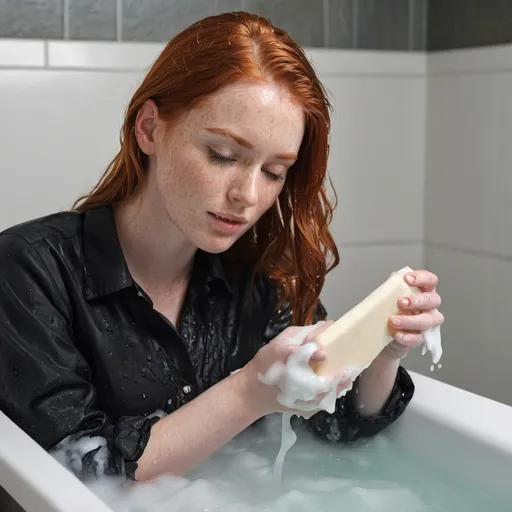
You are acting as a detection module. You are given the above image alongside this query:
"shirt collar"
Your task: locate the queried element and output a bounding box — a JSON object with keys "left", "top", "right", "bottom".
{"left": 82, "top": 204, "right": 233, "bottom": 300}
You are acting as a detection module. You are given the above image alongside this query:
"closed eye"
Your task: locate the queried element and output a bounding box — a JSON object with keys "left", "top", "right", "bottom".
{"left": 207, "top": 147, "right": 236, "bottom": 164}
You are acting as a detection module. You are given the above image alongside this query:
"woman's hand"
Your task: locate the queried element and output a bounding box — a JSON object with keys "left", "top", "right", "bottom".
{"left": 238, "top": 321, "right": 350, "bottom": 417}
{"left": 383, "top": 269, "right": 444, "bottom": 359}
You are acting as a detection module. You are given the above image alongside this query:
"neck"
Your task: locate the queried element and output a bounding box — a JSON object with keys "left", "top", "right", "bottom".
{"left": 114, "top": 191, "right": 196, "bottom": 291}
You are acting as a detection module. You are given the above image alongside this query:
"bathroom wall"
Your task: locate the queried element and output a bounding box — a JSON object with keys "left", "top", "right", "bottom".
{"left": 427, "top": 0, "right": 512, "bottom": 51}
{"left": 402, "top": 45, "right": 512, "bottom": 407}
{"left": 0, "top": 0, "right": 427, "bottom": 51}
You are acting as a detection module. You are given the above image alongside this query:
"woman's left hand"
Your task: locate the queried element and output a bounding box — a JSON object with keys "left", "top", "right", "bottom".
{"left": 383, "top": 269, "right": 444, "bottom": 359}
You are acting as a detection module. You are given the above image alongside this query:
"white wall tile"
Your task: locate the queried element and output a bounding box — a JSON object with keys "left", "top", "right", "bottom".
{"left": 47, "top": 40, "right": 164, "bottom": 71}
{"left": 425, "top": 73, "right": 508, "bottom": 256}
{"left": 0, "top": 39, "right": 45, "bottom": 68}
{"left": 404, "top": 244, "right": 512, "bottom": 407}
{"left": 325, "top": 75, "right": 426, "bottom": 245}
{"left": 320, "top": 243, "right": 424, "bottom": 321}
{"left": 0, "top": 69, "right": 144, "bottom": 230}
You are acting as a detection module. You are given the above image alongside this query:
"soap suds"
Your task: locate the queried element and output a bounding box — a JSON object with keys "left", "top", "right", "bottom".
{"left": 48, "top": 413, "right": 506, "bottom": 512}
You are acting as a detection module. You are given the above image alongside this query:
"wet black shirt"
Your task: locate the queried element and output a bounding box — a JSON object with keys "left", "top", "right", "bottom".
{"left": 0, "top": 205, "right": 414, "bottom": 479}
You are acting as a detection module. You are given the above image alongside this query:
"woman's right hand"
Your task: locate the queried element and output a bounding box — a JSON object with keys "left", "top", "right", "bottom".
{"left": 236, "top": 321, "right": 350, "bottom": 418}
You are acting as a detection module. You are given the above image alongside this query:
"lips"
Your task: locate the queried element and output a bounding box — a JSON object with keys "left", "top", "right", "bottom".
{"left": 210, "top": 212, "right": 248, "bottom": 224}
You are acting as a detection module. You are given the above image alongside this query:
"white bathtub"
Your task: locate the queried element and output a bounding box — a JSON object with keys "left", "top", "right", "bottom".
{"left": 1, "top": 370, "right": 512, "bottom": 512}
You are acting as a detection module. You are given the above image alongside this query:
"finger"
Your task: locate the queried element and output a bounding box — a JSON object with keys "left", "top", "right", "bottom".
{"left": 404, "top": 270, "right": 438, "bottom": 292}
{"left": 390, "top": 309, "right": 444, "bottom": 332}
{"left": 393, "top": 331, "right": 424, "bottom": 347}
{"left": 398, "top": 291, "right": 441, "bottom": 311}
{"left": 303, "top": 320, "right": 334, "bottom": 345}
{"left": 309, "top": 348, "right": 327, "bottom": 361}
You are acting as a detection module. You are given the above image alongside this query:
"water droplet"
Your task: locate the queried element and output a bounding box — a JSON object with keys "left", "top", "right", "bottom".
{"left": 437, "top": 363, "right": 443, "bottom": 369}
{"left": 167, "top": 398, "right": 172, "bottom": 405}
{"left": 123, "top": 373, "right": 128, "bottom": 378}
{"left": 121, "top": 386, "right": 125, "bottom": 391}
{"left": 108, "top": 352, "right": 113, "bottom": 356}
{"left": 142, "top": 392, "right": 147, "bottom": 399}
{"left": 147, "top": 355, "right": 152, "bottom": 362}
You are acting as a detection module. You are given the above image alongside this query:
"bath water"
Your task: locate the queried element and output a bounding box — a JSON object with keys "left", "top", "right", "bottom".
{"left": 73, "top": 414, "right": 510, "bottom": 512}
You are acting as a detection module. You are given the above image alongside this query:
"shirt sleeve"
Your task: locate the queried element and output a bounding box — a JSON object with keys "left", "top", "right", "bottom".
{"left": 261, "top": 288, "right": 415, "bottom": 442}
{"left": 0, "top": 233, "right": 159, "bottom": 480}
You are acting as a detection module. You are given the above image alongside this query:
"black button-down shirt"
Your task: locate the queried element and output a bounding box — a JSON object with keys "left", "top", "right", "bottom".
{"left": 0, "top": 205, "right": 414, "bottom": 479}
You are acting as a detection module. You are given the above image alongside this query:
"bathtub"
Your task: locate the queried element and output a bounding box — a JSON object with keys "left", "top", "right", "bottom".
{"left": 1, "top": 370, "right": 511, "bottom": 512}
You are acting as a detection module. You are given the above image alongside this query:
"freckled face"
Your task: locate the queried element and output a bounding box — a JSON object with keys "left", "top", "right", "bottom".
{"left": 151, "top": 81, "right": 305, "bottom": 254}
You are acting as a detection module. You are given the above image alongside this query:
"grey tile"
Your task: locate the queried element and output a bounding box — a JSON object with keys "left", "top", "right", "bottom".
{"left": 328, "top": 0, "right": 354, "bottom": 48}
{"left": 123, "top": 0, "right": 220, "bottom": 42}
{"left": 428, "top": 0, "right": 512, "bottom": 52}
{"left": 410, "top": 0, "right": 427, "bottom": 51}
{"left": 0, "top": 0, "right": 63, "bottom": 39}
{"left": 69, "top": 0, "right": 117, "bottom": 40}
{"left": 356, "top": 0, "right": 410, "bottom": 51}
{"left": 218, "top": 0, "right": 245, "bottom": 13}
{"left": 245, "top": 0, "right": 324, "bottom": 47}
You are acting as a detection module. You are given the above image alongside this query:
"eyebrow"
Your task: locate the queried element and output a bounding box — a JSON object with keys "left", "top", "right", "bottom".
{"left": 204, "top": 127, "right": 298, "bottom": 161}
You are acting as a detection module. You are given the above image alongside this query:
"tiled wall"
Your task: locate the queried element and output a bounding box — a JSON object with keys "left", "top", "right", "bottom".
{"left": 400, "top": 46, "right": 512, "bottom": 406}
{"left": 428, "top": 0, "right": 512, "bottom": 51}
{"left": 0, "top": 0, "right": 428, "bottom": 51}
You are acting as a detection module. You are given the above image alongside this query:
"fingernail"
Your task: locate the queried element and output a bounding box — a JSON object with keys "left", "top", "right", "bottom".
{"left": 395, "top": 332, "right": 404, "bottom": 341}
{"left": 392, "top": 316, "right": 401, "bottom": 326}
{"left": 401, "top": 297, "right": 411, "bottom": 307}
{"left": 407, "top": 274, "right": 417, "bottom": 284}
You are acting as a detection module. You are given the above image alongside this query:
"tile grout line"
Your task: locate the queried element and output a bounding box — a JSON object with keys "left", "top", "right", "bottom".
{"left": 352, "top": 0, "right": 359, "bottom": 49}
{"left": 425, "top": 241, "right": 512, "bottom": 262}
{"left": 323, "top": 0, "right": 330, "bottom": 48}
{"left": 116, "top": 0, "right": 123, "bottom": 41}
{"left": 408, "top": 0, "right": 415, "bottom": 51}
{"left": 44, "top": 40, "right": 49, "bottom": 68}
{"left": 63, "top": 0, "right": 70, "bottom": 40}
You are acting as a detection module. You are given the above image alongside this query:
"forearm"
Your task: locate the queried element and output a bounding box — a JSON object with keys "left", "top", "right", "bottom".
{"left": 353, "top": 353, "right": 401, "bottom": 417}
{"left": 135, "top": 371, "right": 261, "bottom": 481}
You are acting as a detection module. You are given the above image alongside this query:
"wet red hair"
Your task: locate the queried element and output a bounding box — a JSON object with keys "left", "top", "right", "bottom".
{"left": 73, "top": 11, "right": 339, "bottom": 326}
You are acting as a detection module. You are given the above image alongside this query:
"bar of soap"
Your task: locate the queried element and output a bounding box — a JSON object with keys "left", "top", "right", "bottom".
{"left": 310, "top": 266, "right": 421, "bottom": 378}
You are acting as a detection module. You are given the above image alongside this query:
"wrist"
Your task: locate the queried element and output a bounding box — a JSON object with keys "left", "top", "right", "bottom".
{"left": 379, "top": 342, "right": 409, "bottom": 362}
{"left": 368, "top": 350, "right": 403, "bottom": 372}
{"left": 229, "top": 366, "right": 269, "bottom": 420}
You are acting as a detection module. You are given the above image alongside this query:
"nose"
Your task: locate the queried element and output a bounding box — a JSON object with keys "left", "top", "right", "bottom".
{"left": 228, "top": 169, "right": 259, "bottom": 208}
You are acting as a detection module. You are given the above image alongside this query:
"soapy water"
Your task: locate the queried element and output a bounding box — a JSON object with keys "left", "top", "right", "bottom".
{"left": 51, "top": 414, "right": 510, "bottom": 512}
{"left": 49, "top": 310, "right": 451, "bottom": 510}
{"left": 48, "top": 323, "right": 511, "bottom": 512}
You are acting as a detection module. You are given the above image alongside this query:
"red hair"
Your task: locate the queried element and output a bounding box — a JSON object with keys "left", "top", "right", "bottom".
{"left": 73, "top": 11, "right": 339, "bottom": 326}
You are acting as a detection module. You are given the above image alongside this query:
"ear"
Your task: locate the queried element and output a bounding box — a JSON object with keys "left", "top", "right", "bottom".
{"left": 134, "top": 99, "right": 161, "bottom": 155}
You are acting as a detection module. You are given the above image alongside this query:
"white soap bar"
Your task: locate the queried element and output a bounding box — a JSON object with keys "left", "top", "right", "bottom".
{"left": 310, "top": 266, "right": 421, "bottom": 378}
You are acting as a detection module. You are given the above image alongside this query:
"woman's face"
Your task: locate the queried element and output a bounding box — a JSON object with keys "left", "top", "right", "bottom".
{"left": 137, "top": 81, "right": 305, "bottom": 254}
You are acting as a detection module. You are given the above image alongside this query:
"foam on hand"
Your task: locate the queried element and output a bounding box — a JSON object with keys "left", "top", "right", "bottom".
{"left": 257, "top": 323, "right": 351, "bottom": 416}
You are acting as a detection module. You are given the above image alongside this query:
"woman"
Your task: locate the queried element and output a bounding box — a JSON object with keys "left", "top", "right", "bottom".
{"left": 0, "top": 12, "right": 443, "bottom": 483}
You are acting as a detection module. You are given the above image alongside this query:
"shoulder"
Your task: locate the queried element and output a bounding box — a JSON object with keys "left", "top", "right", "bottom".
{"left": 0, "top": 210, "right": 84, "bottom": 251}
{"left": 0, "top": 211, "right": 85, "bottom": 288}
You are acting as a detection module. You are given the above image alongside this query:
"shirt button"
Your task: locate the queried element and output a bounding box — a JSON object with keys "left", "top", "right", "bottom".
{"left": 183, "top": 385, "right": 191, "bottom": 394}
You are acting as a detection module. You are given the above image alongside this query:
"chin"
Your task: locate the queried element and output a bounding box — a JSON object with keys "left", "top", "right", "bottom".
{"left": 193, "top": 233, "right": 240, "bottom": 254}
